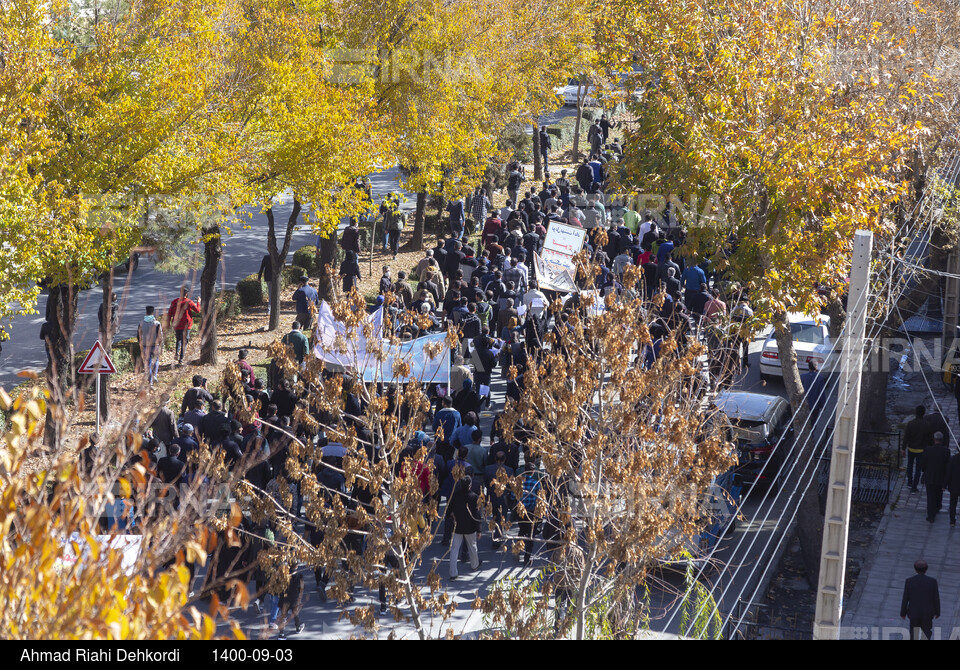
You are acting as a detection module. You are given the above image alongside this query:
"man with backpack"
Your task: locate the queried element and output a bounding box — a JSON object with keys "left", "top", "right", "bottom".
{"left": 445, "top": 196, "right": 465, "bottom": 241}
{"left": 137, "top": 305, "right": 163, "bottom": 386}
{"left": 384, "top": 203, "right": 405, "bottom": 259}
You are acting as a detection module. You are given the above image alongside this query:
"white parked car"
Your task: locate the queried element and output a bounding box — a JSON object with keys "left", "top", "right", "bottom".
{"left": 554, "top": 79, "right": 597, "bottom": 106}
{"left": 758, "top": 313, "right": 835, "bottom": 381}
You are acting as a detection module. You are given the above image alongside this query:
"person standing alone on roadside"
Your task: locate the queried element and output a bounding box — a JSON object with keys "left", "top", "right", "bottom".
{"left": 258, "top": 254, "right": 274, "bottom": 316}
{"left": 539, "top": 126, "right": 552, "bottom": 174}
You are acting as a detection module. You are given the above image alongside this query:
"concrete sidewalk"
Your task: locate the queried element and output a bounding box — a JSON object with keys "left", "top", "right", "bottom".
{"left": 840, "top": 339, "right": 960, "bottom": 640}
{"left": 840, "top": 479, "right": 960, "bottom": 639}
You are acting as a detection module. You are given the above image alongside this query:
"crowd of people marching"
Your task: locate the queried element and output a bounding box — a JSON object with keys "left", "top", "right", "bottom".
{"left": 88, "top": 126, "right": 758, "bottom": 638}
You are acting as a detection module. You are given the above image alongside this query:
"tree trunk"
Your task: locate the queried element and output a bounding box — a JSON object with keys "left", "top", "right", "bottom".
{"left": 532, "top": 121, "right": 542, "bottom": 182}
{"left": 406, "top": 191, "right": 427, "bottom": 252}
{"left": 899, "top": 223, "right": 950, "bottom": 317}
{"left": 266, "top": 200, "right": 302, "bottom": 332}
{"left": 772, "top": 311, "right": 822, "bottom": 587}
{"left": 317, "top": 234, "right": 338, "bottom": 303}
{"left": 574, "top": 545, "right": 598, "bottom": 640}
{"left": 199, "top": 223, "right": 221, "bottom": 366}
{"left": 859, "top": 368, "right": 890, "bottom": 434}
{"left": 369, "top": 211, "right": 376, "bottom": 278}
{"left": 572, "top": 87, "right": 585, "bottom": 161}
{"left": 824, "top": 296, "right": 845, "bottom": 340}
{"left": 43, "top": 283, "right": 79, "bottom": 450}
{"left": 98, "top": 271, "right": 114, "bottom": 424}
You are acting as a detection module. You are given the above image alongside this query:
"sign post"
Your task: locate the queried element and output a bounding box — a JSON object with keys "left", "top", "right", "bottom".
{"left": 78, "top": 340, "right": 117, "bottom": 433}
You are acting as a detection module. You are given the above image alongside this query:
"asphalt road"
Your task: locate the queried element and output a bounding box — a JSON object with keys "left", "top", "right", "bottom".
{"left": 647, "top": 336, "right": 839, "bottom": 638}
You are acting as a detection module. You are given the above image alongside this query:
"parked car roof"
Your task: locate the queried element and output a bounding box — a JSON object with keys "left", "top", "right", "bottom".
{"left": 714, "top": 391, "right": 788, "bottom": 423}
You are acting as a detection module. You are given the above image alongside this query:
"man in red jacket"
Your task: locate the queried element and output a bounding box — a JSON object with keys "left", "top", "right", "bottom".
{"left": 167, "top": 287, "right": 200, "bottom": 365}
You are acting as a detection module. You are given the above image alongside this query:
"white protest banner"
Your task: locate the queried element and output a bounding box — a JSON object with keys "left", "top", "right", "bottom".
{"left": 534, "top": 222, "right": 586, "bottom": 293}
{"left": 543, "top": 221, "right": 587, "bottom": 257}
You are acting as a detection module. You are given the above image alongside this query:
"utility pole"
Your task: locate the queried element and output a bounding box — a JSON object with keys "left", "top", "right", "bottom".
{"left": 813, "top": 230, "right": 873, "bottom": 640}
{"left": 942, "top": 249, "right": 960, "bottom": 357}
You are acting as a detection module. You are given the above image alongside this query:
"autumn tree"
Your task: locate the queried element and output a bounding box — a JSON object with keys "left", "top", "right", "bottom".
{"left": 0, "top": 0, "right": 55, "bottom": 338}
{"left": 0, "top": 385, "right": 246, "bottom": 639}
{"left": 196, "top": 294, "right": 467, "bottom": 639}
{"left": 11, "top": 0, "right": 252, "bottom": 442}
{"left": 331, "top": 0, "right": 586, "bottom": 252}
{"left": 220, "top": 251, "right": 736, "bottom": 639}
{"left": 475, "top": 259, "right": 735, "bottom": 639}
{"left": 214, "top": 0, "right": 388, "bottom": 329}
{"left": 600, "top": 0, "right": 931, "bottom": 583}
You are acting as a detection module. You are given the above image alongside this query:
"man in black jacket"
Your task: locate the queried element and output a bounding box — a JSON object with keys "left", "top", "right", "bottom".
{"left": 539, "top": 126, "right": 551, "bottom": 173}
{"left": 181, "top": 375, "right": 213, "bottom": 415}
{"left": 946, "top": 445, "right": 960, "bottom": 526}
{"left": 157, "top": 443, "right": 187, "bottom": 484}
{"left": 448, "top": 476, "right": 482, "bottom": 580}
{"left": 901, "top": 559, "right": 940, "bottom": 640}
{"left": 575, "top": 159, "right": 594, "bottom": 193}
{"left": 199, "top": 400, "right": 230, "bottom": 444}
{"left": 444, "top": 241, "right": 465, "bottom": 282}
{"left": 923, "top": 432, "right": 950, "bottom": 523}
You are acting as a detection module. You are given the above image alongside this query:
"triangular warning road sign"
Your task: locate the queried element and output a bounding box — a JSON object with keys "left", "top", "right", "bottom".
{"left": 78, "top": 340, "right": 117, "bottom": 375}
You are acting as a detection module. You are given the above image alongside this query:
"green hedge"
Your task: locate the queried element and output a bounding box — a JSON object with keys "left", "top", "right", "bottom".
{"left": 292, "top": 246, "right": 318, "bottom": 276}
{"left": 114, "top": 337, "right": 142, "bottom": 373}
{"left": 425, "top": 213, "right": 445, "bottom": 235}
{"left": 281, "top": 265, "right": 308, "bottom": 288}
{"left": 109, "top": 345, "right": 134, "bottom": 375}
{"left": 546, "top": 123, "right": 573, "bottom": 145}
{"left": 215, "top": 290, "right": 241, "bottom": 321}
{"left": 498, "top": 121, "right": 532, "bottom": 162}
{"left": 236, "top": 273, "right": 266, "bottom": 306}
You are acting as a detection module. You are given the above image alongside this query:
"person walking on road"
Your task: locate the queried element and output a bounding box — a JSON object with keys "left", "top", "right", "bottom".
{"left": 923, "top": 431, "right": 950, "bottom": 523}
{"left": 447, "top": 197, "right": 466, "bottom": 241}
{"left": 384, "top": 206, "right": 405, "bottom": 259}
{"left": 946, "top": 445, "right": 960, "bottom": 526}
{"left": 137, "top": 306, "right": 163, "bottom": 386}
{"left": 282, "top": 321, "right": 310, "bottom": 367}
{"left": 904, "top": 405, "right": 929, "bottom": 493}
{"left": 167, "top": 287, "right": 200, "bottom": 366}
{"left": 448, "top": 475, "right": 482, "bottom": 580}
{"left": 339, "top": 217, "right": 362, "bottom": 257}
{"left": 539, "top": 126, "right": 552, "bottom": 174}
{"left": 292, "top": 276, "right": 319, "bottom": 331}
{"left": 901, "top": 559, "right": 940, "bottom": 640}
